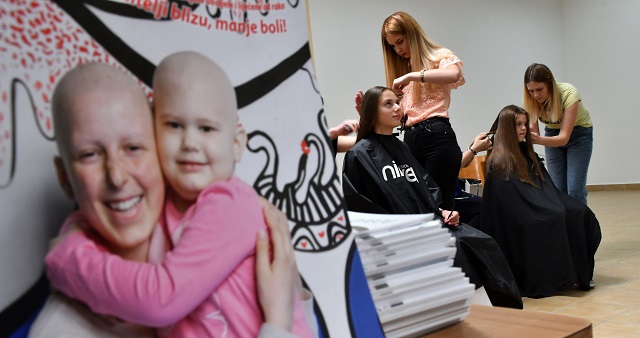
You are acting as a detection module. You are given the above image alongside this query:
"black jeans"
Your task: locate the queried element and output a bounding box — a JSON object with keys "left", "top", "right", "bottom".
{"left": 404, "top": 117, "right": 461, "bottom": 210}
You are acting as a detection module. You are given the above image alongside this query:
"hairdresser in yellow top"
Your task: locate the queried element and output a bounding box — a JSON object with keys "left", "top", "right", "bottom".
{"left": 523, "top": 63, "right": 593, "bottom": 205}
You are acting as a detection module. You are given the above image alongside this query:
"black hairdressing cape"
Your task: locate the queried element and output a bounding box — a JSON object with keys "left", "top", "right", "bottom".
{"left": 343, "top": 133, "right": 522, "bottom": 309}
{"left": 480, "top": 143, "right": 601, "bottom": 298}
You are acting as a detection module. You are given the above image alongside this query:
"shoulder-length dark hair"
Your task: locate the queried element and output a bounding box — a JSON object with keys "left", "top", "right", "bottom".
{"left": 486, "top": 105, "right": 544, "bottom": 187}
{"left": 356, "top": 86, "right": 394, "bottom": 142}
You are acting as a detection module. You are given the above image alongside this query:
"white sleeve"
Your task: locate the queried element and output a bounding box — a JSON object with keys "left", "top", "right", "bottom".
{"left": 257, "top": 323, "right": 300, "bottom": 338}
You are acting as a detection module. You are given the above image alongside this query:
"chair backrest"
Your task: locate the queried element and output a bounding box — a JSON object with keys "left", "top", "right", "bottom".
{"left": 459, "top": 155, "right": 487, "bottom": 183}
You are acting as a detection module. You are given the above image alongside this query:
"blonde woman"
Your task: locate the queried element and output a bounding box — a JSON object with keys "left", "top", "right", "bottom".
{"left": 523, "top": 63, "right": 593, "bottom": 205}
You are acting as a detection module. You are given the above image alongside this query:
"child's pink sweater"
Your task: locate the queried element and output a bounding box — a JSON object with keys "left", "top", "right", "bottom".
{"left": 46, "top": 176, "right": 314, "bottom": 338}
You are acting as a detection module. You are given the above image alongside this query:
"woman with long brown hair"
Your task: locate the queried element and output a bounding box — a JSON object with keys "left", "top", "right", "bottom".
{"left": 480, "top": 105, "right": 601, "bottom": 298}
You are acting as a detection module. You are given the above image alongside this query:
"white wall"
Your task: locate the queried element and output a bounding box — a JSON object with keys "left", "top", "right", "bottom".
{"left": 308, "top": 0, "right": 640, "bottom": 185}
{"left": 561, "top": 0, "right": 640, "bottom": 184}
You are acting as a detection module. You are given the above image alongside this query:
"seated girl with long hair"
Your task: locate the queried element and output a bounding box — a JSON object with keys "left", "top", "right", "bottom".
{"left": 342, "top": 86, "right": 522, "bottom": 309}
{"left": 480, "top": 105, "right": 601, "bottom": 298}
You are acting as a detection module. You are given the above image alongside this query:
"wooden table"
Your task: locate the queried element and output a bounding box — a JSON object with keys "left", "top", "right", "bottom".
{"left": 422, "top": 304, "right": 592, "bottom": 337}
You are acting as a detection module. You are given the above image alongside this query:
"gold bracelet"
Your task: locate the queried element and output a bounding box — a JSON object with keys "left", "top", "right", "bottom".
{"left": 420, "top": 69, "right": 425, "bottom": 82}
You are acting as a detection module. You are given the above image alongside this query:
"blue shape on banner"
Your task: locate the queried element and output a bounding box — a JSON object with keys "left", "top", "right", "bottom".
{"left": 347, "top": 242, "right": 384, "bottom": 337}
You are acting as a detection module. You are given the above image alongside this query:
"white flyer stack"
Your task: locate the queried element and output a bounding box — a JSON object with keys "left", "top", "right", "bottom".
{"left": 348, "top": 211, "right": 475, "bottom": 338}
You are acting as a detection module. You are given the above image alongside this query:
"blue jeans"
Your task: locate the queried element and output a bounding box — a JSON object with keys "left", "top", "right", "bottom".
{"left": 404, "top": 117, "right": 462, "bottom": 210}
{"left": 544, "top": 126, "right": 593, "bottom": 205}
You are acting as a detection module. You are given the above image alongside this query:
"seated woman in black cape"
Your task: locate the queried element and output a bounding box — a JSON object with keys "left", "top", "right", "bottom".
{"left": 342, "top": 86, "right": 522, "bottom": 309}
{"left": 480, "top": 105, "right": 601, "bottom": 298}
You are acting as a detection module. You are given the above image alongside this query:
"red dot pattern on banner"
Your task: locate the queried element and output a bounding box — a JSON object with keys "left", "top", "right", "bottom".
{"left": 0, "top": 0, "right": 151, "bottom": 171}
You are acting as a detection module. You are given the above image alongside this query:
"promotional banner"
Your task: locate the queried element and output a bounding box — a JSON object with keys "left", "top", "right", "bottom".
{"left": 0, "top": 1, "right": 382, "bottom": 336}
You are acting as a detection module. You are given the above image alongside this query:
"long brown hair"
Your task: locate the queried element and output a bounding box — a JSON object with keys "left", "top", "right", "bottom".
{"left": 486, "top": 105, "right": 544, "bottom": 187}
{"left": 523, "top": 63, "right": 562, "bottom": 124}
{"left": 381, "top": 11, "right": 442, "bottom": 99}
{"left": 356, "top": 86, "right": 394, "bottom": 142}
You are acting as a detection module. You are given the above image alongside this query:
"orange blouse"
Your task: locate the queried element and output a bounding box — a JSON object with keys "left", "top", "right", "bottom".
{"left": 401, "top": 48, "right": 465, "bottom": 126}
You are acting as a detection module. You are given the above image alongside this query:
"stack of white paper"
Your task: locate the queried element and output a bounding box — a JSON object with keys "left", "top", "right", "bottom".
{"left": 348, "top": 211, "right": 475, "bottom": 338}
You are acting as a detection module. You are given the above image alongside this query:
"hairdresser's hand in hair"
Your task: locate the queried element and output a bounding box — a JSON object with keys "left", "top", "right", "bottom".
{"left": 530, "top": 131, "right": 541, "bottom": 144}
{"left": 392, "top": 73, "right": 413, "bottom": 93}
{"left": 354, "top": 90, "right": 364, "bottom": 116}
{"left": 256, "top": 197, "right": 298, "bottom": 333}
{"left": 462, "top": 133, "right": 493, "bottom": 168}
{"left": 329, "top": 119, "right": 359, "bottom": 140}
{"left": 471, "top": 132, "right": 493, "bottom": 153}
{"left": 442, "top": 210, "right": 460, "bottom": 227}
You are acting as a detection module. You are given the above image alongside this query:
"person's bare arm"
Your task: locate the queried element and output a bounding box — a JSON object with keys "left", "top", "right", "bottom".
{"left": 530, "top": 102, "right": 578, "bottom": 147}
{"left": 329, "top": 120, "right": 359, "bottom": 140}
{"left": 392, "top": 63, "right": 462, "bottom": 92}
{"left": 336, "top": 135, "right": 357, "bottom": 153}
{"left": 461, "top": 133, "right": 492, "bottom": 168}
